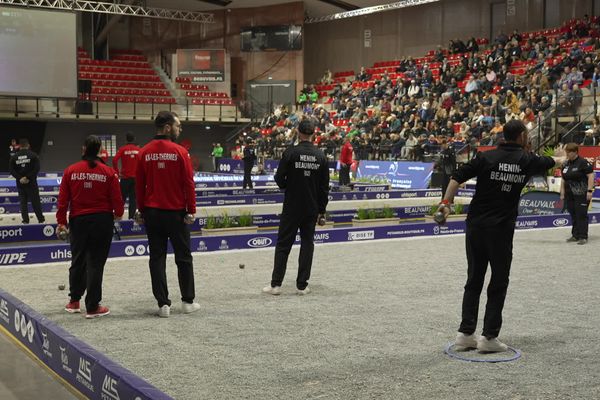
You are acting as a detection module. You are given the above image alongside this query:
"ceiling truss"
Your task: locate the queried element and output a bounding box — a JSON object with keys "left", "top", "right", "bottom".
{"left": 305, "top": 0, "right": 440, "bottom": 24}
{"left": 0, "top": 0, "right": 215, "bottom": 23}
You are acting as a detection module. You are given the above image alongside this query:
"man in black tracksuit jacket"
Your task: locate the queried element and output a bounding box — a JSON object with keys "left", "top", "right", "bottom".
{"left": 437, "top": 120, "right": 565, "bottom": 352}
{"left": 263, "top": 118, "right": 330, "bottom": 295}
{"left": 9, "top": 139, "right": 45, "bottom": 224}
{"left": 242, "top": 140, "right": 257, "bottom": 189}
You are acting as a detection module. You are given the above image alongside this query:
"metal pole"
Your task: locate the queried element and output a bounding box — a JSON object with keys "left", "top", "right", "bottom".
{"left": 186, "top": 98, "right": 189, "bottom": 121}
{"left": 14, "top": 97, "right": 18, "bottom": 117}
{"left": 554, "top": 87, "right": 559, "bottom": 144}
{"left": 133, "top": 98, "right": 137, "bottom": 120}
{"left": 594, "top": 83, "right": 597, "bottom": 117}
{"left": 56, "top": 98, "right": 60, "bottom": 118}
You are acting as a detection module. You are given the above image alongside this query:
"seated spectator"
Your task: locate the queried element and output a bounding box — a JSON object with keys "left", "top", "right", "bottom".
{"left": 407, "top": 80, "right": 421, "bottom": 98}
{"left": 465, "top": 75, "right": 480, "bottom": 93}
{"left": 321, "top": 69, "right": 333, "bottom": 84}
{"left": 571, "top": 83, "right": 583, "bottom": 111}
{"left": 582, "top": 128, "right": 597, "bottom": 146}
{"left": 356, "top": 67, "right": 370, "bottom": 82}
{"left": 402, "top": 132, "right": 417, "bottom": 159}
{"left": 503, "top": 90, "right": 520, "bottom": 114}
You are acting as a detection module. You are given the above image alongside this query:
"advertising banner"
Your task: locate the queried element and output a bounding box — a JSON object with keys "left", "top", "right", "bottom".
{"left": 356, "top": 161, "right": 434, "bottom": 189}
{"left": 0, "top": 289, "right": 173, "bottom": 399}
{"left": 2, "top": 213, "right": 598, "bottom": 266}
{"left": 518, "top": 191, "right": 564, "bottom": 216}
{"left": 177, "top": 49, "right": 225, "bottom": 82}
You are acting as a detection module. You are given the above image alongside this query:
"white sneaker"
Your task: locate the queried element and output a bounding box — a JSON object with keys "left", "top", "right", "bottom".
{"left": 158, "top": 305, "right": 170, "bottom": 318}
{"left": 477, "top": 336, "right": 508, "bottom": 352}
{"left": 296, "top": 287, "right": 311, "bottom": 295}
{"left": 262, "top": 285, "right": 282, "bottom": 295}
{"left": 181, "top": 302, "right": 201, "bottom": 314}
{"left": 455, "top": 332, "right": 478, "bottom": 349}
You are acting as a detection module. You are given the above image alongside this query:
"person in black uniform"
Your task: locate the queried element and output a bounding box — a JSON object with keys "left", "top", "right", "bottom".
{"left": 437, "top": 138, "right": 456, "bottom": 198}
{"left": 242, "top": 140, "right": 257, "bottom": 189}
{"left": 437, "top": 120, "right": 565, "bottom": 352}
{"left": 8, "top": 139, "right": 45, "bottom": 224}
{"left": 560, "top": 142, "right": 594, "bottom": 245}
{"left": 263, "top": 118, "right": 330, "bottom": 295}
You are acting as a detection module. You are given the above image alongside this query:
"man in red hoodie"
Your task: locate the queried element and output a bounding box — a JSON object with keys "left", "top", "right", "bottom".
{"left": 112, "top": 132, "right": 140, "bottom": 219}
{"left": 56, "top": 135, "right": 124, "bottom": 319}
{"left": 136, "top": 111, "right": 199, "bottom": 318}
{"left": 339, "top": 135, "right": 353, "bottom": 187}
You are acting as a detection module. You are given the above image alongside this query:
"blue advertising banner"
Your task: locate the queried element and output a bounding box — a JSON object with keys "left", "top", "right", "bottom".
{"left": 216, "top": 158, "right": 245, "bottom": 174}
{"left": 1, "top": 204, "right": 467, "bottom": 244}
{"left": 0, "top": 188, "right": 474, "bottom": 214}
{"left": 1, "top": 213, "right": 597, "bottom": 266}
{"left": 264, "top": 159, "right": 279, "bottom": 174}
{"left": 0, "top": 289, "right": 174, "bottom": 400}
{"left": 356, "top": 161, "right": 435, "bottom": 189}
{"left": 518, "top": 191, "right": 564, "bottom": 216}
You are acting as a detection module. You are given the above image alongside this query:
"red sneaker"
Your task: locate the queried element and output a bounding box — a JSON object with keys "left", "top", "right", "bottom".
{"left": 85, "top": 305, "right": 110, "bottom": 319}
{"left": 65, "top": 301, "right": 81, "bottom": 314}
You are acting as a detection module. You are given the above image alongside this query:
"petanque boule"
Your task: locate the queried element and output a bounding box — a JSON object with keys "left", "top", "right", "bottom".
{"left": 58, "top": 284, "right": 66, "bottom": 290}
{"left": 239, "top": 263, "right": 245, "bottom": 269}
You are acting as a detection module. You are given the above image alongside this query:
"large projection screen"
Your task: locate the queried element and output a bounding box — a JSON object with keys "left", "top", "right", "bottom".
{"left": 0, "top": 7, "right": 77, "bottom": 98}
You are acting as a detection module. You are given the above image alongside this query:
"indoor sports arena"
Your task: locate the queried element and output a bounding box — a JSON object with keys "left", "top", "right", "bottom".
{"left": 1, "top": 1, "right": 600, "bottom": 399}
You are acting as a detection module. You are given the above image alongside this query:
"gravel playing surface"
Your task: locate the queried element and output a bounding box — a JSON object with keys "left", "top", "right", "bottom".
{"left": 1, "top": 225, "right": 599, "bottom": 400}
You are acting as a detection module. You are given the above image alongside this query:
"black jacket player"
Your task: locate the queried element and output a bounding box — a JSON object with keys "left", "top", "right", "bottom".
{"left": 263, "top": 118, "right": 330, "bottom": 295}
{"left": 9, "top": 139, "right": 45, "bottom": 224}
{"left": 437, "top": 119, "right": 565, "bottom": 352}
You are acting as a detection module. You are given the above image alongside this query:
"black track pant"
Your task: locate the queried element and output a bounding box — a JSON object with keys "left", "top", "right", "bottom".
{"left": 144, "top": 208, "right": 195, "bottom": 307}
{"left": 17, "top": 182, "right": 44, "bottom": 223}
{"left": 271, "top": 213, "right": 317, "bottom": 290}
{"left": 68, "top": 213, "right": 114, "bottom": 312}
{"left": 339, "top": 164, "right": 351, "bottom": 186}
{"left": 441, "top": 173, "right": 451, "bottom": 198}
{"left": 459, "top": 223, "right": 515, "bottom": 338}
{"left": 565, "top": 194, "right": 589, "bottom": 240}
{"left": 120, "top": 177, "right": 136, "bottom": 220}
{"left": 242, "top": 162, "right": 253, "bottom": 189}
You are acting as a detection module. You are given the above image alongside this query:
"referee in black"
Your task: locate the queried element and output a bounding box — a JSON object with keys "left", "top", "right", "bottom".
{"left": 8, "top": 138, "right": 45, "bottom": 224}
{"left": 263, "top": 118, "right": 330, "bottom": 295}
{"left": 242, "top": 139, "right": 256, "bottom": 189}
{"left": 437, "top": 120, "right": 565, "bottom": 352}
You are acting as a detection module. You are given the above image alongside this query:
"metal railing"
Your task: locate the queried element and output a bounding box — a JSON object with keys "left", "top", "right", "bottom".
{"left": 0, "top": 95, "right": 245, "bottom": 122}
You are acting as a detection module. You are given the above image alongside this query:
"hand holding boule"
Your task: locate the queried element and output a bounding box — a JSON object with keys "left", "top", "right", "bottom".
{"left": 317, "top": 213, "right": 326, "bottom": 226}
{"left": 184, "top": 214, "right": 195, "bottom": 225}
{"left": 134, "top": 210, "right": 144, "bottom": 225}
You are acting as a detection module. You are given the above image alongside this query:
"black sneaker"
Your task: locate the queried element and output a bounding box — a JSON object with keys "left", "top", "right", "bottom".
{"left": 566, "top": 236, "right": 578, "bottom": 242}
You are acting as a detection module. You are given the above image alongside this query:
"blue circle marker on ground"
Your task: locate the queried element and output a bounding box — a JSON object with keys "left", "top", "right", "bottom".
{"left": 444, "top": 342, "right": 522, "bottom": 363}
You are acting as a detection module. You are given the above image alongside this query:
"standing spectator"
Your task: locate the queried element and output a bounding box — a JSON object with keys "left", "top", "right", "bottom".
{"left": 211, "top": 143, "right": 224, "bottom": 172}
{"left": 339, "top": 135, "right": 353, "bottom": 186}
{"left": 112, "top": 132, "right": 140, "bottom": 219}
{"left": 560, "top": 143, "right": 594, "bottom": 245}
{"left": 9, "top": 138, "right": 45, "bottom": 224}
{"left": 438, "top": 120, "right": 564, "bottom": 352}
{"left": 242, "top": 139, "right": 257, "bottom": 189}
{"left": 57, "top": 135, "right": 124, "bottom": 318}
{"left": 263, "top": 119, "right": 329, "bottom": 295}
{"left": 136, "top": 111, "right": 199, "bottom": 318}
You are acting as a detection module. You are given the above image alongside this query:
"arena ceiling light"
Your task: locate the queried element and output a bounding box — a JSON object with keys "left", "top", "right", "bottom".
{"left": 0, "top": 0, "right": 215, "bottom": 23}
{"left": 305, "top": 0, "right": 440, "bottom": 24}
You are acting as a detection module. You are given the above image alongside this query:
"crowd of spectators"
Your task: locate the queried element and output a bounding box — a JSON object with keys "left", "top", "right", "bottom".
{"left": 237, "top": 16, "right": 600, "bottom": 163}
